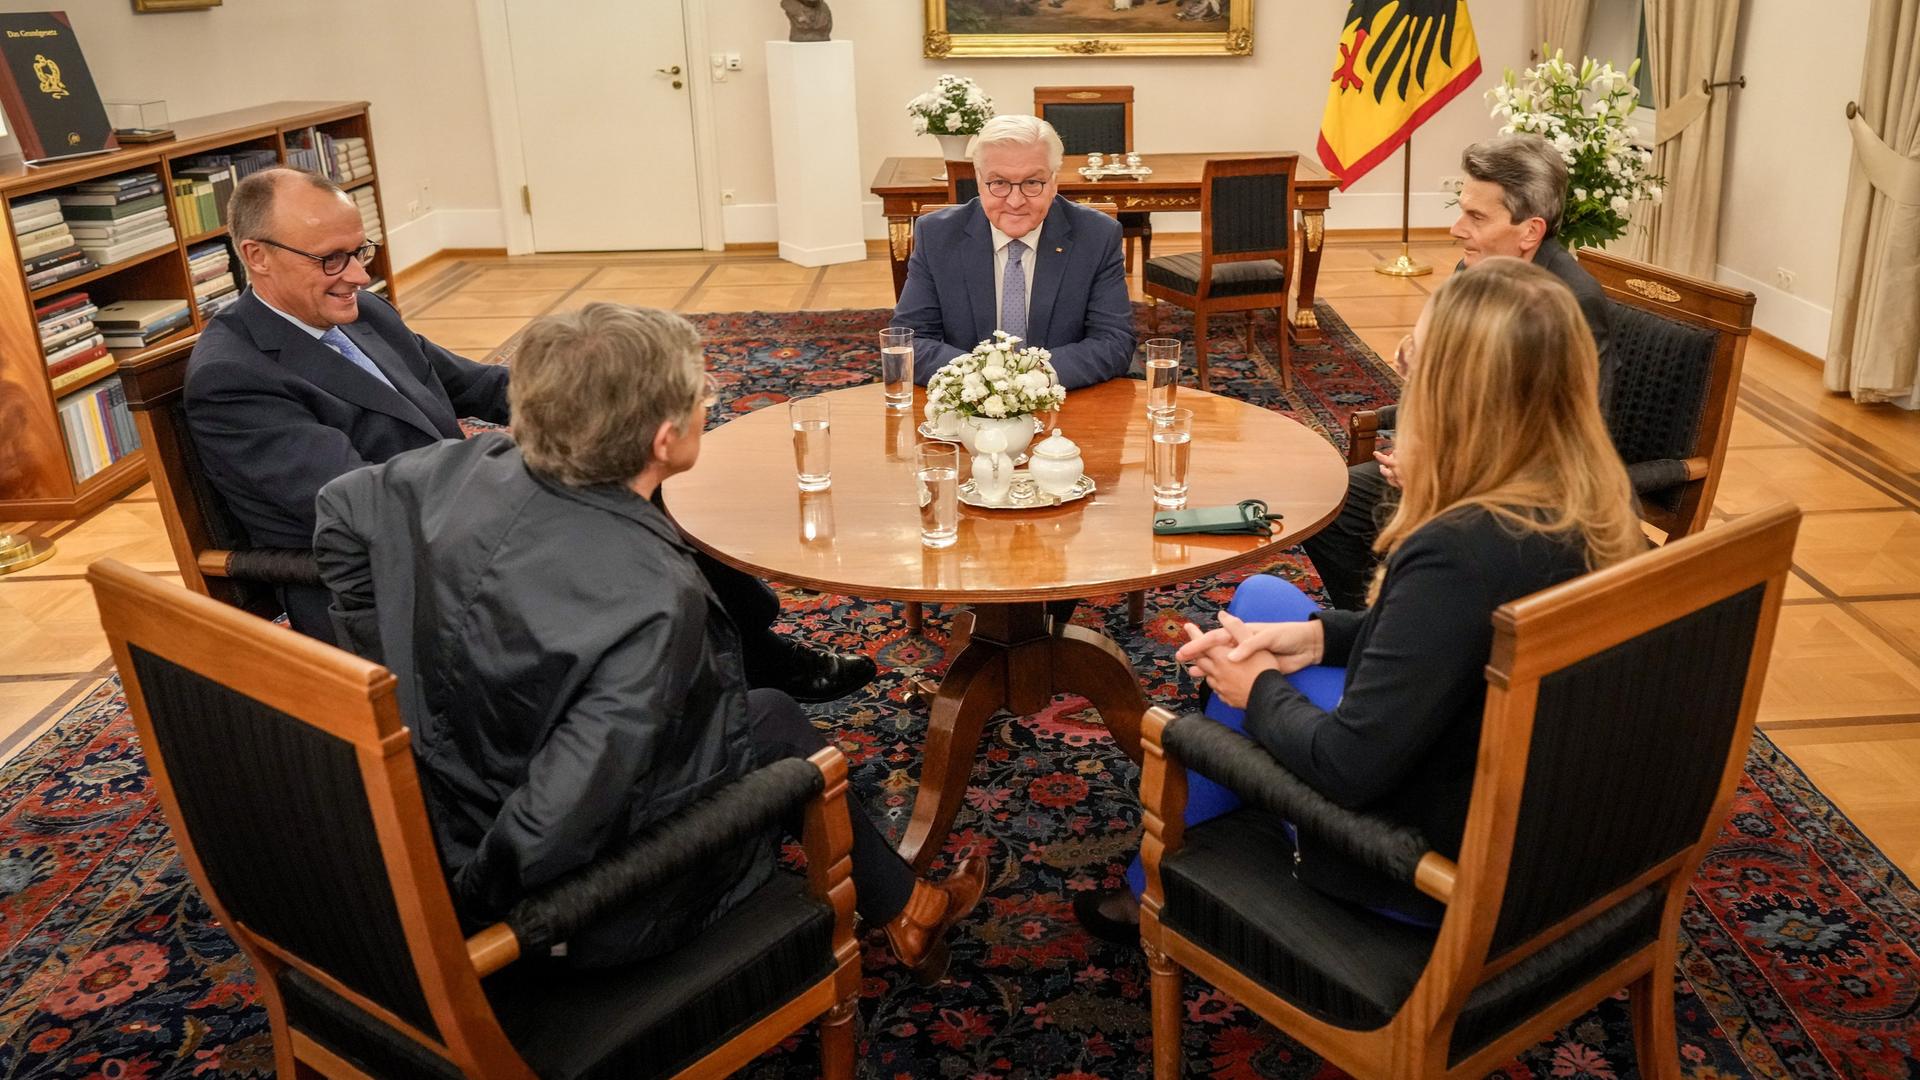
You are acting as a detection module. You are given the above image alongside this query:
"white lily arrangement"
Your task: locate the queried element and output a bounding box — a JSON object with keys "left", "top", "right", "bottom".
{"left": 925, "top": 332, "right": 1066, "bottom": 420}
{"left": 907, "top": 74, "right": 995, "bottom": 137}
{"left": 1486, "top": 48, "right": 1664, "bottom": 249}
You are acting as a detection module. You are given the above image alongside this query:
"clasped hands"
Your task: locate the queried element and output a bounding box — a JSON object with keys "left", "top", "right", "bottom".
{"left": 1175, "top": 610, "right": 1325, "bottom": 709}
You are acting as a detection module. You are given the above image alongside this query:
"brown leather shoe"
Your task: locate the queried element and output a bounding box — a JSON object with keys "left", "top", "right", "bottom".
{"left": 882, "top": 854, "right": 988, "bottom": 984}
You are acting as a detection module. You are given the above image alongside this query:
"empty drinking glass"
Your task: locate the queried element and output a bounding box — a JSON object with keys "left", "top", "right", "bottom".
{"left": 916, "top": 443, "right": 959, "bottom": 549}
{"left": 1151, "top": 407, "right": 1193, "bottom": 508}
{"left": 1144, "top": 337, "right": 1181, "bottom": 420}
{"left": 880, "top": 327, "right": 914, "bottom": 410}
{"left": 789, "top": 398, "right": 831, "bottom": 491}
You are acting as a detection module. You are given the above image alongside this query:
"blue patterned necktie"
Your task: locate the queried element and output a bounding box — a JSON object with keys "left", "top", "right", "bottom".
{"left": 320, "top": 325, "right": 397, "bottom": 392}
{"left": 1001, "top": 239, "right": 1028, "bottom": 339}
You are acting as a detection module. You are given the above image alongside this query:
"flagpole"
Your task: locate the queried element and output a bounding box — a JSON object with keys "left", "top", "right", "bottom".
{"left": 1376, "top": 135, "right": 1432, "bottom": 278}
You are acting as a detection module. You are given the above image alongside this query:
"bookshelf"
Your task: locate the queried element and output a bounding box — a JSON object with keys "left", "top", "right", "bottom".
{"left": 0, "top": 101, "right": 397, "bottom": 520}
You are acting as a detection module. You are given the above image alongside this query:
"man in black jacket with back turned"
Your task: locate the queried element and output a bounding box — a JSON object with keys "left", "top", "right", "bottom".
{"left": 183, "top": 167, "right": 871, "bottom": 702}
{"left": 312, "top": 303, "right": 985, "bottom": 971}
{"left": 1302, "top": 134, "right": 1613, "bottom": 609}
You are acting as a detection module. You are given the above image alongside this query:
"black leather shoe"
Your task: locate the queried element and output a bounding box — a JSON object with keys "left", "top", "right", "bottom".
{"left": 781, "top": 645, "right": 877, "bottom": 704}
{"left": 1073, "top": 888, "right": 1142, "bottom": 946}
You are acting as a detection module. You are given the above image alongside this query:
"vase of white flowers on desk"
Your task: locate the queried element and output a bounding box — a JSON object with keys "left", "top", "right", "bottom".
{"left": 908, "top": 73, "right": 995, "bottom": 164}
{"left": 925, "top": 331, "right": 1066, "bottom": 460}
{"left": 1487, "top": 49, "right": 1664, "bottom": 250}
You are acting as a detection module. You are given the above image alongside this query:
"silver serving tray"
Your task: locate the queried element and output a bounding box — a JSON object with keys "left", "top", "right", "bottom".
{"left": 959, "top": 469, "right": 1095, "bottom": 509}
{"left": 1075, "top": 164, "right": 1153, "bottom": 181}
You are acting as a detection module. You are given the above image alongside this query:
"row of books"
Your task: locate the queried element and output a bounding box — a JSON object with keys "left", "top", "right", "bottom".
{"left": 353, "top": 186, "right": 385, "bottom": 245}
{"left": 59, "top": 376, "right": 140, "bottom": 483}
{"left": 190, "top": 240, "right": 240, "bottom": 318}
{"left": 36, "top": 291, "right": 110, "bottom": 393}
{"left": 287, "top": 127, "right": 372, "bottom": 185}
{"left": 60, "top": 171, "right": 180, "bottom": 267}
{"left": 11, "top": 195, "right": 99, "bottom": 290}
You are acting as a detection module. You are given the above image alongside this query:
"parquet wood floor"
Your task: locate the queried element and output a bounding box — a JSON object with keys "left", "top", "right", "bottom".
{"left": 5, "top": 236, "right": 1917, "bottom": 877}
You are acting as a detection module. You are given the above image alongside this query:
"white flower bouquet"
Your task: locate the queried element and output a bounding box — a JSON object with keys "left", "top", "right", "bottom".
{"left": 907, "top": 74, "right": 995, "bottom": 137}
{"left": 1486, "top": 49, "right": 1664, "bottom": 249}
{"left": 925, "top": 332, "right": 1066, "bottom": 421}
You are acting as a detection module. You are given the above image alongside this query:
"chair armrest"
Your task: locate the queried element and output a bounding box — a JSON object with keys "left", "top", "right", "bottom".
{"left": 1157, "top": 710, "right": 1455, "bottom": 902}
{"left": 199, "top": 548, "right": 324, "bottom": 587}
{"left": 1345, "top": 405, "right": 1396, "bottom": 467}
{"left": 1625, "top": 457, "right": 1707, "bottom": 497}
{"left": 473, "top": 755, "right": 833, "bottom": 971}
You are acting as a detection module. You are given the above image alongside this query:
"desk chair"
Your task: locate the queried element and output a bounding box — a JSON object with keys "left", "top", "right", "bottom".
{"left": 1344, "top": 249, "right": 1755, "bottom": 542}
{"left": 1138, "top": 503, "right": 1799, "bottom": 1079}
{"left": 1035, "top": 85, "right": 1151, "bottom": 272}
{"left": 1143, "top": 155, "right": 1297, "bottom": 391}
{"left": 116, "top": 335, "right": 322, "bottom": 619}
{"left": 89, "top": 559, "right": 862, "bottom": 1079}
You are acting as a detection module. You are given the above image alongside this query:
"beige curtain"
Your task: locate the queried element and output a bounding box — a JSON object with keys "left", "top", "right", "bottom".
{"left": 1617, "top": 0, "right": 1740, "bottom": 276}
{"left": 1825, "top": 0, "right": 1920, "bottom": 407}
{"left": 1532, "top": 0, "right": 1592, "bottom": 60}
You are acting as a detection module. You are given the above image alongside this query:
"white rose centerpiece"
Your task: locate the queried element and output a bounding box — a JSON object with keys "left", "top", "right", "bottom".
{"left": 907, "top": 74, "right": 995, "bottom": 164}
{"left": 925, "top": 331, "right": 1066, "bottom": 459}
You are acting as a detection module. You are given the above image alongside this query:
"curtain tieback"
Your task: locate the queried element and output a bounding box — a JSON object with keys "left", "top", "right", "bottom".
{"left": 1846, "top": 111, "right": 1920, "bottom": 206}
{"left": 1655, "top": 87, "right": 1712, "bottom": 146}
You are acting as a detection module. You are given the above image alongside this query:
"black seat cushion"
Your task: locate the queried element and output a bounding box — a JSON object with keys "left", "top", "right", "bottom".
{"left": 1159, "top": 809, "right": 1439, "bottom": 1031}
{"left": 280, "top": 872, "right": 834, "bottom": 1080}
{"left": 1144, "top": 252, "right": 1286, "bottom": 300}
{"left": 1603, "top": 303, "right": 1718, "bottom": 512}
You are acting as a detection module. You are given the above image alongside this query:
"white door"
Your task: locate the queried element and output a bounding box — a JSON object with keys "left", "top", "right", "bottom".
{"left": 504, "top": 0, "right": 702, "bottom": 250}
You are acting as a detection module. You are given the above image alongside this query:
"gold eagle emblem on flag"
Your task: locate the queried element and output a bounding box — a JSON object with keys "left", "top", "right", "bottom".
{"left": 1317, "top": 0, "right": 1481, "bottom": 188}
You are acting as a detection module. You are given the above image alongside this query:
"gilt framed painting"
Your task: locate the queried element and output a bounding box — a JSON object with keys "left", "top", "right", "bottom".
{"left": 924, "top": 0, "right": 1253, "bottom": 58}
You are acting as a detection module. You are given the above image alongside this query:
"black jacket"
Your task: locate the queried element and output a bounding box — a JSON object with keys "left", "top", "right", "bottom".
{"left": 1244, "top": 507, "right": 1592, "bottom": 918}
{"left": 314, "top": 434, "right": 769, "bottom": 965}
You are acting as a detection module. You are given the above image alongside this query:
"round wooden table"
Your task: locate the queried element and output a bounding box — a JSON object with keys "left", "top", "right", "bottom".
{"left": 665, "top": 380, "right": 1348, "bottom": 869}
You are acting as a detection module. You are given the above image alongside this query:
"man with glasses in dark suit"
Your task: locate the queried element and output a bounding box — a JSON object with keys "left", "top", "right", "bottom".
{"left": 184, "top": 168, "right": 875, "bottom": 704}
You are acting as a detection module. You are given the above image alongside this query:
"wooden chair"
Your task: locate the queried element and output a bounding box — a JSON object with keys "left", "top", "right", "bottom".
{"left": 1137, "top": 502, "right": 1800, "bottom": 1079}
{"left": 1034, "top": 86, "right": 1152, "bottom": 272}
{"left": 1343, "top": 249, "right": 1756, "bottom": 542}
{"left": 89, "top": 559, "right": 862, "bottom": 1080}
{"left": 115, "top": 335, "right": 322, "bottom": 619}
{"left": 944, "top": 160, "right": 978, "bottom": 206}
{"left": 1143, "top": 156, "right": 1296, "bottom": 392}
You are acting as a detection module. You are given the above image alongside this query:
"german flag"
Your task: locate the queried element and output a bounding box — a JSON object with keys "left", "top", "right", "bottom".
{"left": 1317, "top": 0, "right": 1482, "bottom": 188}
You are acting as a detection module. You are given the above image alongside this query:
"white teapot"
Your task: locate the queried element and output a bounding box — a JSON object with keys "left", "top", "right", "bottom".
{"left": 969, "top": 425, "right": 1016, "bottom": 504}
{"left": 1028, "top": 428, "right": 1084, "bottom": 497}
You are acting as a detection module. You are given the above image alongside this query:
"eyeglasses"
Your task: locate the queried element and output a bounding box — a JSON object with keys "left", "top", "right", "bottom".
{"left": 982, "top": 177, "right": 1051, "bottom": 199}
{"left": 257, "top": 238, "right": 380, "bottom": 276}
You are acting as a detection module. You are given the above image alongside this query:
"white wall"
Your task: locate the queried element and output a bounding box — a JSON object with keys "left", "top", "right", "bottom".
{"left": 699, "top": 0, "right": 1537, "bottom": 241}
{"left": 1714, "top": 2, "right": 1869, "bottom": 356}
{"left": 0, "top": 0, "right": 503, "bottom": 270}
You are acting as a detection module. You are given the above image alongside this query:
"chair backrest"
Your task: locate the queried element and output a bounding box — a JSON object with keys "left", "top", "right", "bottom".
{"left": 1200, "top": 155, "right": 1296, "bottom": 266}
{"left": 89, "top": 560, "right": 525, "bottom": 1075}
{"left": 944, "top": 158, "right": 978, "bottom": 205}
{"left": 1034, "top": 85, "right": 1134, "bottom": 157}
{"left": 1576, "top": 247, "right": 1755, "bottom": 540}
{"left": 116, "top": 335, "right": 280, "bottom": 616}
{"left": 1424, "top": 503, "right": 1797, "bottom": 1052}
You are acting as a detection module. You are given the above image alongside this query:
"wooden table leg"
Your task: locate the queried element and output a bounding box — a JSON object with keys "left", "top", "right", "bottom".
{"left": 887, "top": 215, "right": 913, "bottom": 300}
{"left": 1289, "top": 207, "right": 1326, "bottom": 347}
{"left": 896, "top": 601, "right": 1149, "bottom": 870}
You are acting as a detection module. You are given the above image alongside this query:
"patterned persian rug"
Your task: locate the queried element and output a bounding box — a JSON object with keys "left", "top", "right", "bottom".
{"left": 4, "top": 305, "right": 1918, "bottom": 1078}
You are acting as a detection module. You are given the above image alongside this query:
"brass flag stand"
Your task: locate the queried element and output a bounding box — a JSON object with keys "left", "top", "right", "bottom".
{"left": 0, "top": 531, "right": 55, "bottom": 575}
{"left": 1376, "top": 135, "right": 1432, "bottom": 278}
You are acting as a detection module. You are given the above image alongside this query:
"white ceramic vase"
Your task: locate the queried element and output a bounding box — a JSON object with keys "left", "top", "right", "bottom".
{"left": 956, "top": 415, "right": 1036, "bottom": 459}
{"left": 933, "top": 132, "right": 974, "bottom": 161}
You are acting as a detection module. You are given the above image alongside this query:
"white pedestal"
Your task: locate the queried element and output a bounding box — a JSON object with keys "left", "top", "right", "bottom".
{"left": 765, "top": 40, "right": 866, "bottom": 267}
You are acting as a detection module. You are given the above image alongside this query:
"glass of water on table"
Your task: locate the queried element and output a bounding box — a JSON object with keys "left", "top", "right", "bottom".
{"left": 880, "top": 327, "right": 913, "bottom": 410}
{"left": 1144, "top": 337, "right": 1180, "bottom": 420}
{"left": 1151, "top": 407, "right": 1193, "bottom": 508}
{"left": 916, "top": 443, "right": 959, "bottom": 549}
{"left": 789, "top": 398, "right": 831, "bottom": 492}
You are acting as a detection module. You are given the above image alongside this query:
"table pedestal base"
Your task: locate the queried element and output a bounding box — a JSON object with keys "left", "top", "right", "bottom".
{"left": 896, "top": 602, "right": 1149, "bottom": 871}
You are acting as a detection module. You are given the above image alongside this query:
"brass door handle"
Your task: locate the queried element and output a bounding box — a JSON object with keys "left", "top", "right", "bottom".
{"left": 672, "top": 80, "right": 684, "bottom": 88}
{"left": 657, "top": 65, "right": 682, "bottom": 75}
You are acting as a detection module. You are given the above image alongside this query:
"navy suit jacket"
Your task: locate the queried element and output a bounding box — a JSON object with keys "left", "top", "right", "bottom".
{"left": 891, "top": 196, "right": 1135, "bottom": 389}
{"left": 184, "top": 289, "right": 511, "bottom": 551}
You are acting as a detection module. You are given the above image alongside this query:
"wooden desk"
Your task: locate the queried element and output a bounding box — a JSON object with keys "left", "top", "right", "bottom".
{"left": 869, "top": 153, "right": 1341, "bottom": 345}
{"left": 665, "top": 380, "right": 1348, "bottom": 869}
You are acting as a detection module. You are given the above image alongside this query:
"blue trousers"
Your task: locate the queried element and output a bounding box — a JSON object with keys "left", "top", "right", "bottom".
{"left": 1126, "top": 574, "right": 1343, "bottom": 896}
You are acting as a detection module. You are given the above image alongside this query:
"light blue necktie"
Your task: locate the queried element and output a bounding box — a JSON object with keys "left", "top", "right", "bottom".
{"left": 321, "top": 325, "right": 397, "bottom": 392}
{"left": 1000, "top": 239, "right": 1028, "bottom": 339}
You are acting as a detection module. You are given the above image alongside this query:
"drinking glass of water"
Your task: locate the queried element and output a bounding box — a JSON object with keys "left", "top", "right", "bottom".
{"left": 880, "top": 327, "right": 914, "bottom": 410}
{"left": 789, "top": 398, "right": 831, "bottom": 491}
{"left": 916, "top": 443, "right": 959, "bottom": 549}
{"left": 1144, "top": 337, "right": 1181, "bottom": 420}
{"left": 1151, "top": 407, "right": 1193, "bottom": 508}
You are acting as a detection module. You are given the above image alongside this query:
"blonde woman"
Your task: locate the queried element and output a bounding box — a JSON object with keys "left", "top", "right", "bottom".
{"left": 1077, "top": 257, "right": 1645, "bottom": 939}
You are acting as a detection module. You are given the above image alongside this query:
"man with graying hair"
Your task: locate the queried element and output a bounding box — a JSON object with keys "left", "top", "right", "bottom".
{"left": 1302, "top": 133, "right": 1612, "bottom": 611}
{"left": 891, "top": 114, "right": 1135, "bottom": 389}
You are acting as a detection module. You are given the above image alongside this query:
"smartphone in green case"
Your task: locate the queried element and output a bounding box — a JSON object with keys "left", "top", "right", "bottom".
{"left": 1151, "top": 499, "right": 1280, "bottom": 536}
